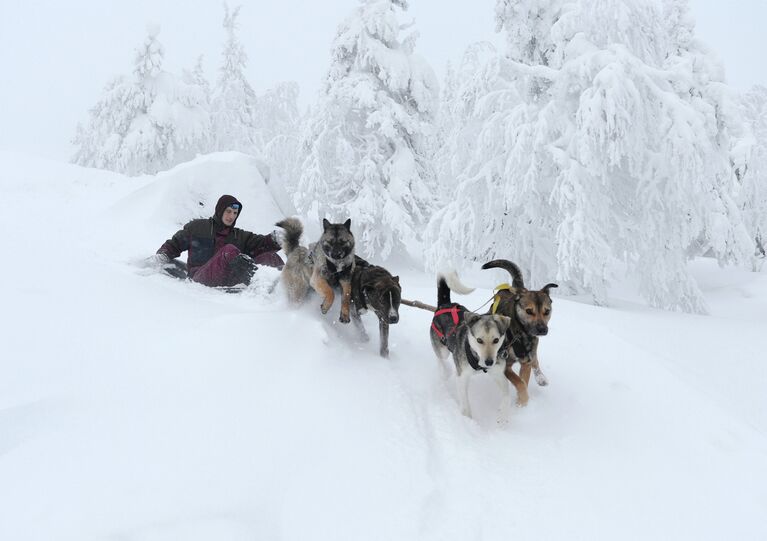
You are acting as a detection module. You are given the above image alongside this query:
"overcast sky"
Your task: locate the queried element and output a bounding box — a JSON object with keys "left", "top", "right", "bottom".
{"left": 1, "top": 0, "right": 764, "bottom": 161}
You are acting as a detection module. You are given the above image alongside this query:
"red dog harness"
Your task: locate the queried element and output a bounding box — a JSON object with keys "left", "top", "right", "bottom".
{"left": 431, "top": 304, "right": 468, "bottom": 348}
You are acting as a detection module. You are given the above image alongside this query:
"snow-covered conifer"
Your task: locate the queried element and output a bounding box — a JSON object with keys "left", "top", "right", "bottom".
{"left": 184, "top": 55, "right": 212, "bottom": 107}
{"left": 740, "top": 85, "right": 767, "bottom": 261}
{"left": 257, "top": 82, "right": 302, "bottom": 190}
{"left": 73, "top": 27, "right": 210, "bottom": 175}
{"left": 210, "top": 4, "right": 261, "bottom": 154}
{"left": 296, "top": 0, "right": 439, "bottom": 259}
{"left": 426, "top": 0, "right": 752, "bottom": 313}
{"left": 434, "top": 43, "right": 509, "bottom": 198}
{"left": 181, "top": 55, "right": 214, "bottom": 156}
{"left": 256, "top": 82, "right": 300, "bottom": 145}
{"left": 72, "top": 76, "right": 137, "bottom": 172}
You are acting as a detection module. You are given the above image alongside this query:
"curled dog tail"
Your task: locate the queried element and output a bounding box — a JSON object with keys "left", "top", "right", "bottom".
{"left": 437, "top": 271, "right": 474, "bottom": 306}
{"left": 436, "top": 276, "right": 451, "bottom": 306}
{"left": 275, "top": 217, "right": 303, "bottom": 256}
{"left": 481, "top": 259, "right": 525, "bottom": 289}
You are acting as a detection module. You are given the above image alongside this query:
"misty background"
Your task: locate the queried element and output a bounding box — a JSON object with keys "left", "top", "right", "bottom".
{"left": 1, "top": 0, "right": 765, "bottom": 160}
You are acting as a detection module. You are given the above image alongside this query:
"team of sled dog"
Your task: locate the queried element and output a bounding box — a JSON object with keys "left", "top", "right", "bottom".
{"left": 276, "top": 217, "right": 558, "bottom": 420}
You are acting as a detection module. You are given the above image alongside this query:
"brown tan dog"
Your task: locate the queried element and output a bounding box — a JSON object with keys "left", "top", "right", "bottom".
{"left": 482, "top": 259, "right": 557, "bottom": 406}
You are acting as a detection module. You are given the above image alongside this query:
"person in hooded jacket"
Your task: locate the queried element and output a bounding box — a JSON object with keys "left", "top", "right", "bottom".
{"left": 153, "top": 194, "right": 283, "bottom": 287}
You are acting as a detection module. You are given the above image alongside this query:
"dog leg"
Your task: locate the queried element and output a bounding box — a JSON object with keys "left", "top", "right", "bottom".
{"left": 532, "top": 357, "right": 549, "bottom": 386}
{"left": 505, "top": 364, "right": 529, "bottom": 407}
{"left": 378, "top": 319, "right": 390, "bottom": 358}
{"left": 493, "top": 369, "right": 511, "bottom": 424}
{"left": 530, "top": 343, "right": 548, "bottom": 386}
{"left": 351, "top": 307, "right": 370, "bottom": 342}
{"left": 432, "top": 342, "right": 452, "bottom": 380}
{"left": 519, "top": 362, "right": 533, "bottom": 386}
{"left": 338, "top": 279, "right": 352, "bottom": 323}
{"left": 310, "top": 270, "right": 335, "bottom": 314}
{"left": 456, "top": 370, "right": 473, "bottom": 418}
{"left": 281, "top": 273, "right": 308, "bottom": 305}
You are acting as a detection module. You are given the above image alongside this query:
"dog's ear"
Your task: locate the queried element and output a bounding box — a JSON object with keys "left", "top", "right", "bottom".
{"left": 322, "top": 218, "right": 331, "bottom": 231}
{"left": 392, "top": 275, "right": 399, "bottom": 283}
{"left": 495, "top": 315, "right": 512, "bottom": 335}
{"left": 343, "top": 218, "right": 352, "bottom": 231}
{"left": 542, "top": 283, "right": 559, "bottom": 295}
{"left": 463, "top": 312, "right": 480, "bottom": 325}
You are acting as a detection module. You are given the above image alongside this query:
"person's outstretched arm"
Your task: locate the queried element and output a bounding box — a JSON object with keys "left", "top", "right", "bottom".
{"left": 244, "top": 230, "right": 281, "bottom": 258}
{"left": 157, "top": 225, "right": 191, "bottom": 259}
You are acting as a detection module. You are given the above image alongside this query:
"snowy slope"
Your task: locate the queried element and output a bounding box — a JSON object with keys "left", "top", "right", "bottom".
{"left": 1, "top": 151, "right": 766, "bottom": 541}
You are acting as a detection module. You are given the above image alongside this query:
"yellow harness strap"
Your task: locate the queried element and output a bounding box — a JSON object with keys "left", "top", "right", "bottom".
{"left": 491, "top": 283, "right": 512, "bottom": 314}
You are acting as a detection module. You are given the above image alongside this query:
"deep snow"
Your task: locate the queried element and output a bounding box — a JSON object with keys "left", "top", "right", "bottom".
{"left": 1, "top": 151, "right": 766, "bottom": 541}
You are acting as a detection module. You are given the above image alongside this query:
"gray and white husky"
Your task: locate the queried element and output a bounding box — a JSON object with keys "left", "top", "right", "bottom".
{"left": 429, "top": 273, "right": 511, "bottom": 421}
{"left": 275, "top": 217, "right": 356, "bottom": 323}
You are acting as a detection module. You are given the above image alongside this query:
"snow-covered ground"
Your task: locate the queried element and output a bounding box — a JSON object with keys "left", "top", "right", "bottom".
{"left": 1, "top": 151, "right": 766, "bottom": 541}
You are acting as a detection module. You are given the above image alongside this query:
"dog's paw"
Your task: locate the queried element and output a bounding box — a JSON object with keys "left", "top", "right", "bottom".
{"left": 320, "top": 302, "right": 331, "bottom": 314}
{"left": 496, "top": 416, "right": 509, "bottom": 426}
{"left": 515, "top": 395, "right": 529, "bottom": 408}
{"left": 339, "top": 313, "right": 350, "bottom": 324}
{"left": 534, "top": 369, "right": 549, "bottom": 386}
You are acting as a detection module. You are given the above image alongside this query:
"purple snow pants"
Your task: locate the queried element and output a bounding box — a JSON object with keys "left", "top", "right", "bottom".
{"left": 253, "top": 251, "right": 284, "bottom": 269}
{"left": 190, "top": 244, "right": 241, "bottom": 287}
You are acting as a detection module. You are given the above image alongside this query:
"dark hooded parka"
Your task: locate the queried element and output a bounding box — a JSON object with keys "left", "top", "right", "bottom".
{"left": 157, "top": 195, "right": 281, "bottom": 278}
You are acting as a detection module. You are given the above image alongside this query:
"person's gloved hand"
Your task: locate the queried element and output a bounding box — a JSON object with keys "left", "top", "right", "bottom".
{"left": 147, "top": 253, "right": 170, "bottom": 267}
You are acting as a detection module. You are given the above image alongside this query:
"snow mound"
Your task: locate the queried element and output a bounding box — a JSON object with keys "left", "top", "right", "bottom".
{"left": 109, "top": 151, "right": 295, "bottom": 234}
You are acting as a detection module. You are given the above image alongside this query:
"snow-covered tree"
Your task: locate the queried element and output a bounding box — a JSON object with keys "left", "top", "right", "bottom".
{"left": 72, "top": 76, "right": 137, "bottom": 172}
{"left": 740, "top": 85, "right": 767, "bottom": 261}
{"left": 434, "top": 42, "right": 510, "bottom": 200}
{"left": 296, "top": 0, "right": 439, "bottom": 259}
{"left": 426, "top": 0, "right": 571, "bottom": 293}
{"left": 184, "top": 55, "right": 212, "bottom": 107}
{"left": 255, "top": 82, "right": 300, "bottom": 144}
{"left": 210, "top": 4, "right": 261, "bottom": 154}
{"left": 257, "top": 82, "right": 302, "bottom": 190}
{"left": 181, "top": 54, "right": 214, "bottom": 155}
{"left": 426, "top": 0, "right": 752, "bottom": 313}
{"left": 73, "top": 27, "right": 210, "bottom": 175}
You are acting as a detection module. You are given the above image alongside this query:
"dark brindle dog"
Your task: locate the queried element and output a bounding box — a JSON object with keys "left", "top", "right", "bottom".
{"left": 350, "top": 258, "right": 401, "bottom": 358}
{"left": 276, "top": 217, "right": 356, "bottom": 323}
{"left": 482, "top": 259, "right": 558, "bottom": 406}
